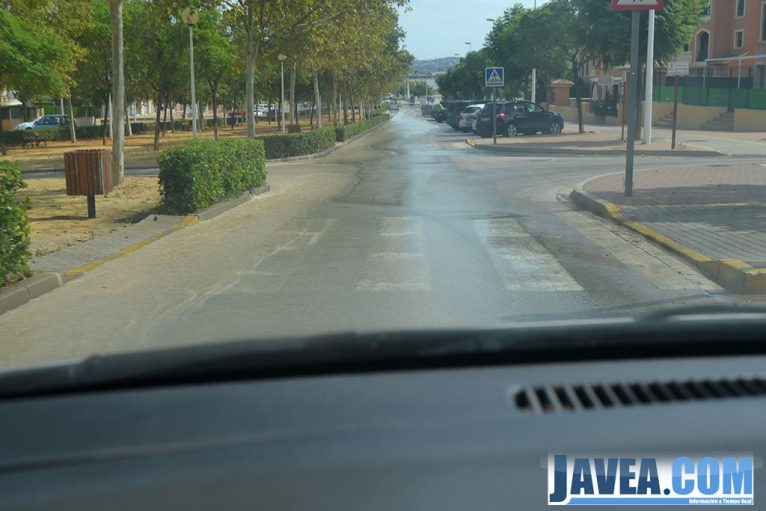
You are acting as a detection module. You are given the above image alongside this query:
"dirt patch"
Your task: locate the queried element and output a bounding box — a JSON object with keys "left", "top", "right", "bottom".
{"left": 17, "top": 176, "right": 162, "bottom": 257}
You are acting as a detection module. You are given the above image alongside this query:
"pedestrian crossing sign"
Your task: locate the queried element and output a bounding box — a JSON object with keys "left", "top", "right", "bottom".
{"left": 485, "top": 67, "right": 504, "bottom": 87}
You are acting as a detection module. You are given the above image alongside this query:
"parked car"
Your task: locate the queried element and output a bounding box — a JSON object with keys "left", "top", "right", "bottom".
{"left": 458, "top": 104, "right": 485, "bottom": 132}
{"left": 443, "top": 100, "right": 475, "bottom": 131}
{"left": 431, "top": 104, "right": 447, "bottom": 123}
{"left": 474, "top": 101, "right": 564, "bottom": 138}
{"left": 16, "top": 114, "right": 72, "bottom": 131}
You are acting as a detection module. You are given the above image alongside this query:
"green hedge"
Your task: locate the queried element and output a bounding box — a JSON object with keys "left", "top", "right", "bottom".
{"left": 335, "top": 114, "right": 389, "bottom": 142}
{"left": 158, "top": 139, "right": 266, "bottom": 214}
{"left": 0, "top": 161, "right": 30, "bottom": 287}
{"left": 259, "top": 127, "right": 336, "bottom": 159}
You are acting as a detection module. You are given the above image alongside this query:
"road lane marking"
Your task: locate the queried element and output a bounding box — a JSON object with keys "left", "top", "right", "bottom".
{"left": 356, "top": 217, "right": 432, "bottom": 292}
{"left": 557, "top": 211, "right": 721, "bottom": 291}
{"left": 474, "top": 218, "right": 583, "bottom": 292}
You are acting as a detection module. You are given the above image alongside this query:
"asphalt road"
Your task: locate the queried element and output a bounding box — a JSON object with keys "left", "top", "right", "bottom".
{"left": 0, "top": 108, "right": 741, "bottom": 369}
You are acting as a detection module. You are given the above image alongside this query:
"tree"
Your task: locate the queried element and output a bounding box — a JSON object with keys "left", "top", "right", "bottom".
{"left": 0, "top": 9, "right": 67, "bottom": 155}
{"left": 125, "top": 0, "right": 188, "bottom": 151}
{"left": 195, "top": 7, "right": 237, "bottom": 139}
{"left": 436, "top": 50, "right": 489, "bottom": 100}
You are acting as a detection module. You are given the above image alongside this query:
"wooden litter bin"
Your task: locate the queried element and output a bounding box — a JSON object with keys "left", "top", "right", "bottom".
{"left": 64, "top": 150, "right": 119, "bottom": 218}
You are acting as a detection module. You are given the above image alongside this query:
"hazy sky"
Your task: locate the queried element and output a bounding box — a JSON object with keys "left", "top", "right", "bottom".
{"left": 398, "top": 0, "right": 545, "bottom": 61}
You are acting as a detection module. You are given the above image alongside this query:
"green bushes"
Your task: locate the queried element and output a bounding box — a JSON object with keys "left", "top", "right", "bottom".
{"left": 0, "top": 161, "right": 30, "bottom": 287}
{"left": 158, "top": 138, "right": 266, "bottom": 214}
{"left": 335, "top": 114, "right": 389, "bottom": 142}
{"left": 259, "top": 127, "right": 336, "bottom": 159}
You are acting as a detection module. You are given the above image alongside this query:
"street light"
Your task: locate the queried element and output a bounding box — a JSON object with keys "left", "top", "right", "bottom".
{"left": 465, "top": 42, "right": 472, "bottom": 53}
{"left": 181, "top": 8, "right": 199, "bottom": 137}
{"left": 278, "top": 53, "right": 287, "bottom": 135}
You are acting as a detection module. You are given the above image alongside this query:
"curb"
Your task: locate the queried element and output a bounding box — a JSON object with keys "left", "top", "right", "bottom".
{"left": 570, "top": 179, "right": 765, "bottom": 294}
{"left": 0, "top": 184, "right": 271, "bottom": 317}
{"left": 468, "top": 139, "right": 723, "bottom": 158}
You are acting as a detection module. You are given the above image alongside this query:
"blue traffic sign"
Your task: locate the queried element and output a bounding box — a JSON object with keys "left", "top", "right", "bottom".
{"left": 485, "top": 67, "right": 504, "bottom": 87}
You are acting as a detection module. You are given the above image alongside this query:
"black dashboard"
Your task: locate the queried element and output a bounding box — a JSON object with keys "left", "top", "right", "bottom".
{"left": 1, "top": 349, "right": 765, "bottom": 510}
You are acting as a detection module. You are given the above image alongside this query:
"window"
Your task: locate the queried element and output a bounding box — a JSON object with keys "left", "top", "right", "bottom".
{"left": 735, "top": 30, "right": 744, "bottom": 48}
{"left": 737, "top": 0, "right": 746, "bottom": 17}
{"left": 527, "top": 103, "right": 544, "bottom": 113}
{"left": 684, "top": 43, "right": 690, "bottom": 52}
{"left": 762, "top": 3, "right": 766, "bottom": 40}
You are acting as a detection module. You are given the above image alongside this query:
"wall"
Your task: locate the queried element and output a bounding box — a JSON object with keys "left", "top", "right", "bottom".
{"left": 734, "top": 108, "right": 766, "bottom": 130}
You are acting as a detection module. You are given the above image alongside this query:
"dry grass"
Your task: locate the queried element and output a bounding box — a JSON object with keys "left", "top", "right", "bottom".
{"left": 18, "top": 176, "right": 162, "bottom": 257}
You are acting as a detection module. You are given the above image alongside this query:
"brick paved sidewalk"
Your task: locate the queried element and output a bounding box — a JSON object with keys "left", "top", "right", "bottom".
{"left": 581, "top": 164, "right": 766, "bottom": 266}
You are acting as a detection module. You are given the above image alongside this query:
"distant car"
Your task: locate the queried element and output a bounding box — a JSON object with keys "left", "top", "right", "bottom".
{"left": 16, "top": 114, "right": 72, "bottom": 131}
{"left": 443, "top": 100, "right": 475, "bottom": 131}
{"left": 458, "top": 104, "right": 485, "bottom": 132}
{"left": 474, "top": 101, "right": 564, "bottom": 138}
{"left": 389, "top": 100, "right": 399, "bottom": 111}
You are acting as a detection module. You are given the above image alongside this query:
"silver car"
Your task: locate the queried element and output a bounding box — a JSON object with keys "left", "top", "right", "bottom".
{"left": 16, "top": 114, "right": 72, "bottom": 130}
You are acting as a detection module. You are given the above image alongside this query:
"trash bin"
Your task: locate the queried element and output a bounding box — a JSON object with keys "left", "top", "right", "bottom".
{"left": 64, "top": 149, "right": 118, "bottom": 218}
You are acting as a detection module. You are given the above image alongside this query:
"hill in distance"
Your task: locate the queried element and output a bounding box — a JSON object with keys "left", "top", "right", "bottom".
{"left": 410, "top": 57, "right": 460, "bottom": 75}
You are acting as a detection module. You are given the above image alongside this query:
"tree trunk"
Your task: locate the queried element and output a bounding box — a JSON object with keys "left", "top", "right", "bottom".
{"left": 342, "top": 82, "right": 348, "bottom": 124}
{"left": 169, "top": 101, "right": 174, "bottom": 132}
{"left": 0, "top": 74, "right": 5, "bottom": 155}
{"left": 289, "top": 63, "right": 297, "bottom": 124}
{"left": 162, "top": 99, "right": 168, "bottom": 136}
{"left": 153, "top": 96, "right": 161, "bottom": 151}
{"left": 573, "top": 56, "right": 584, "bottom": 134}
{"left": 212, "top": 83, "right": 219, "bottom": 140}
{"left": 245, "top": 3, "right": 255, "bottom": 139}
{"left": 109, "top": 0, "right": 125, "bottom": 183}
{"left": 182, "top": 103, "right": 187, "bottom": 119}
{"left": 125, "top": 97, "right": 132, "bottom": 136}
{"left": 68, "top": 96, "right": 77, "bottom": 143}
{"left": 309, "top": 98, "right": 315, "bottom": 127}
{"left": 331, "top": 74, "right": 338, "bottom": 125}
{"left": 102, "top": 98, "right": 109, "bottom": 145}
{"left": 313, "top": 69, "right": 322, "bottom": 129}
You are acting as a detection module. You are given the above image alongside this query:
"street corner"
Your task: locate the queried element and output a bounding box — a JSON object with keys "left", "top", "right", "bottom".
{"left": 570, "top": 165, "right": 766, "bottom": 294}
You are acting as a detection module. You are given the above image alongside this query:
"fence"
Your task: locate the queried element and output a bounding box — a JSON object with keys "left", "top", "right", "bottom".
{"left": 652, "top": 85, "right": 766, "bottom": 110}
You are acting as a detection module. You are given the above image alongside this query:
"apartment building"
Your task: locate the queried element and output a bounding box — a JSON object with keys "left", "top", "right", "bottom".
{"left": 690, "top": 0, "right": 766, "bottom": 87}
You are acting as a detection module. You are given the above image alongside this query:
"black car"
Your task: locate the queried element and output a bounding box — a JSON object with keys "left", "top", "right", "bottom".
{"left": 474, "top": 100, "right": 564, "bottom": 138}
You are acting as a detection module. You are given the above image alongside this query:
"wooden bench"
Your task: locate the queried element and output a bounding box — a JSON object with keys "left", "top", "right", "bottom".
{"left": 22, "top": 131, "right": 47, "bottom": 148}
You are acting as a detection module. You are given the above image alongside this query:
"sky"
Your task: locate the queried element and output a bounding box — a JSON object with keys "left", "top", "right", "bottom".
{"left": 397, "top": 0, "right": 545, "bottom": 61}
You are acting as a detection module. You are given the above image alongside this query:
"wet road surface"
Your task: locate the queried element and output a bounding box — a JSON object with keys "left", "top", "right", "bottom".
{"left": 0, "top": 109, "right": 735, "bottom": 368}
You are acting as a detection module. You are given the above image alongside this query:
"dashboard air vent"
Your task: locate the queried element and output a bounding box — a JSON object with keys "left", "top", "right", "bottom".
{"left": 513, "top": 377, "right": 766, "bottom": 414}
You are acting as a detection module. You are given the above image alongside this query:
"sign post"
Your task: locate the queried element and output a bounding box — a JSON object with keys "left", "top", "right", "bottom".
{"left": 611, "top": 0, "right": 664, "bottom": 197}
{"left": 666, "top": 61, "right": 689, "bottom": 150}
{"left": 485, "top": 66, "right": 505, "bottom": 145}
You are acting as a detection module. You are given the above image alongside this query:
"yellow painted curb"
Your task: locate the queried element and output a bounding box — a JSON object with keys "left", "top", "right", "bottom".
{"left": 65, "top": 215, "right": 199, "bottom": 280}
{"left": 466, "top": 138, "right": 475, "bottom": 147}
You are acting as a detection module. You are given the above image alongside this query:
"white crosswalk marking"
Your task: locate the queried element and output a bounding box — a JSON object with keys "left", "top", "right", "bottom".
{"left": 357, "top": 216, "right": 431, "bottom": 291}
{"left": 557, "top": 211, "right": 721, "bottom": 291}
{"left": 474, "top": 217, "right": 583, "bottom": 292}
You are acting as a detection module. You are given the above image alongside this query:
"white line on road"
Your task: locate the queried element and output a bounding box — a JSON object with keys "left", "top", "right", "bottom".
{"left": 473, "top": 218, "right": 583, "bottom": 292}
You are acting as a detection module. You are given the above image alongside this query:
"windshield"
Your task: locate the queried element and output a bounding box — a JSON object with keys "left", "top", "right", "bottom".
{"left": 0, "top": 0, "right": 757, "bottom": 372}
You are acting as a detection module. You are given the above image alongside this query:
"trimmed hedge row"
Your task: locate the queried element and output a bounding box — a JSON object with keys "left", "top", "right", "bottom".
{"left": 158, "top": 139, "right": 266, "bottom": 214}
{"left": 0, "top": 161, "right": 30, "bottom": 287}
{"left": 259, "top": 127, "right": 336, "bottom": 159}
{"left": 335, "top": 114, "right": 390, "bottom": 142}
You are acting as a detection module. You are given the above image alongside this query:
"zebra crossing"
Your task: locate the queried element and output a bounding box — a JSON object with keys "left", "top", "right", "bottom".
{"left": 241, "top": 213, "right": 717, "bottom": 296}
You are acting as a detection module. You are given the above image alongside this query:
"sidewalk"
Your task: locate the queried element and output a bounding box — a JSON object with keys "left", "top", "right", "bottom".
{"left": 586, "top": 124, "right": 766, "bottom": 157}
{"left": 468, "top": 129, "right": 720, "bottom": 157}
{"left": 571, "top": 164, "right": 766, "bottom": 294}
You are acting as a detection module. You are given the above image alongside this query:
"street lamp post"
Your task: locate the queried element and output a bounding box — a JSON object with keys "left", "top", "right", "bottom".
{"left": 181, "top": 8, "right": 199, "bottom": 137}
{"left": 278, "top": 54, "right": 287, "bottom": 135}
{"left": 465, "top": 42, "right": 472, "bottom": 53}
